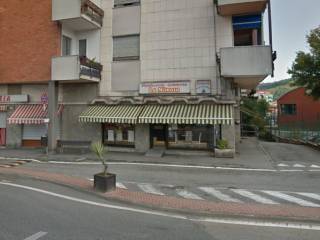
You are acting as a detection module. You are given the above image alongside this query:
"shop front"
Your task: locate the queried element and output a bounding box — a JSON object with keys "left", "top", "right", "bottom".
{"left": 7, "top": 104, "right": 62, "bottom": 147}
{"left": 79, "top": 105, "right": 144, "bottom": 148}
{"left": 79, "top": 103, "right": 234, "bottom": 152}
{"left": 140, "top": 104, "right": 231, "bottom": 151}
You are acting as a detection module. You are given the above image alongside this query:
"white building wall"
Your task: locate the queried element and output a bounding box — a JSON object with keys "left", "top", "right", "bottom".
{"left": 140, "top": 0, "right": 217, "bottom": 95}
{"left": 99, "top": 0, "right": 114, "bottom": 96}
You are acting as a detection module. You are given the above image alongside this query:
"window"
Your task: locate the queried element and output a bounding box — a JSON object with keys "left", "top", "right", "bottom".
{"left": 281, "top": 104, "right": 297, "bottom": 115}
{"left": 233, "top": 15, "right": 262, "bottom": 46}
{"left": 167, "top": 125, "right": 213, "bottom": 150}
{"left": 113, "top": 35, "right": 140, "bottom": 61}
{"left": 62, "top": 35, "right": 72, "bottom": 56}
{"left": 114, "top": 0, "right": 140, "bottom": 8}
{"left": 103, "top": 124, "right": 135, "bottom": 147}
{"left": 79, "top": 39, "right": 87, "bottom": 57}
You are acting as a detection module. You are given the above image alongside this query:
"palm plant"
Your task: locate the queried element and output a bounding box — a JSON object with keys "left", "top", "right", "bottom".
{"left": 91, "top": 141, "right": 108, "bottom": 175}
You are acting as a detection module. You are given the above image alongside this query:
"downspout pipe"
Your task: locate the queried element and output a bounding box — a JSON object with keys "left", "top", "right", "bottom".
{"left": 267, "top": 0, "right": 276, "bottom": 77}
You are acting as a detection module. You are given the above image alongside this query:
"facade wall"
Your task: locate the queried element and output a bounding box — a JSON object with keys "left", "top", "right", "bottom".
{"left": 135, "top": 124, "right": 150, "bottom": 153}
{"left": 278, "top": 88, "right": 320, "bottom": 127}
{"left": 61, "top": 105, "right": 101, "bottom": 142}
{"left": 140, "top": 0, "right": 217, "bottom": 95}
{"left": 0, "top": 0, "right": 61, "bottom": 84}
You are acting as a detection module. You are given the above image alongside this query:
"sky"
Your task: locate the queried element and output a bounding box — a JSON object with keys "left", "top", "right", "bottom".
{"left": 263, "top": 0, "right": 320, "bottom": 83}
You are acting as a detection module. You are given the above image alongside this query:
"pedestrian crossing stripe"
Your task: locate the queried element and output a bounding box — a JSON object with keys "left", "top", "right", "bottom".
{"left": 88, "top": 179, "right": 320, "bottom": 208}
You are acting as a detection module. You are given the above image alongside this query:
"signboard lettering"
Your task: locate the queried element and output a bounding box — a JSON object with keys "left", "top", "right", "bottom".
{"left": 0, "top": 95, "right": 28, "bottom": 103}
{"left": 140, "top": 81, "right": 191, "bottom": 95}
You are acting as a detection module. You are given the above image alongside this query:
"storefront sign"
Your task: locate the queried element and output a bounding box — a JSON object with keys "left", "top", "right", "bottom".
{"left": 0, "top": 95, "right": 28, "bottom": 103}
{"left": 139, "top": 81, "right": 191, "bottom": 95}
{"left": 196, "top": 80, "right": 211, "bottom": 94}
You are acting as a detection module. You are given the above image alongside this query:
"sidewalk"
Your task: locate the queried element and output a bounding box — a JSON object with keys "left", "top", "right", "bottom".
{"left": 0, "top": 166, "right": 319, "bottom": 222}
{"left": 0, "top": 138, "right": 273, "bottom": 169}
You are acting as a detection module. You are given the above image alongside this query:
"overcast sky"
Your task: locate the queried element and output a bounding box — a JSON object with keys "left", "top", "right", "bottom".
{"left": 263, "top": 0, "right": 320, "bottom": 83}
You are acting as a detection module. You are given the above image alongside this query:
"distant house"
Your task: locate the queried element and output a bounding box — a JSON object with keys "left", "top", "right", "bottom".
{"left": 277, "top": 88, "right": 320, "bottom": 129}
{"left": 254, "top": 90, "right": 274, "bottom": 102}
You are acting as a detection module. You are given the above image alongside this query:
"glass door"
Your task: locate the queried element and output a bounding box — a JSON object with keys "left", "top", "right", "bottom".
{"left": 150, "top": 125, "right": 167, "bottom": 148}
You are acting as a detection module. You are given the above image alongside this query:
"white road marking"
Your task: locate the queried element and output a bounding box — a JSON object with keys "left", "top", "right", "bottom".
{"left": 199, "top": 187, "right": 242, "bottom": 203}
{"left": 293, "top": 164, "right": 306, "bottom": 168}
{"left": 231, "top": 189, "right": 278, "bottom": 205}
{"left": 1, "top": 182, "right": 320, "bottom": 231}
{"left": 277, "top": 163, "right": 289, "bottom": 167}
{"left": 47, "top": 161, "right": 277, "bottom": 172}
{"left": 296, "top": 192, "right": 320, "bottom": 201}
{"left": 262, "top": 191, "right": 320, "bottom": 208}
{"left": 0, "top": 157, "right": 40, "bottom": 163}
{"left": 176, "top": 189, "right": 203, "bottom": 200}
{"left": 311, "top": 164, "right": 320, "bottom": 168}
{"left": 116, "top": 182, "right": 127, "bottom": 189}
{"left": 138, "top": 183, "right": 164, "bottom": 195}
{"left": 24, "top": 231, "right": 47, "bottom": 240}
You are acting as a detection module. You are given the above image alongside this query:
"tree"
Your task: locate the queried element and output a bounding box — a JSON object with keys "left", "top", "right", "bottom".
{"left": 288, "top": 27, "right": 320, "bottom": 100}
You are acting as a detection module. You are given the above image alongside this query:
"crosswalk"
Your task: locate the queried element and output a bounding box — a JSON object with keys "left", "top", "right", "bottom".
{"left": 277, "top": 163, "right": 320, "bottom": 169}
{"left": 110, "top": 180, "right": 320, "bottom": 208}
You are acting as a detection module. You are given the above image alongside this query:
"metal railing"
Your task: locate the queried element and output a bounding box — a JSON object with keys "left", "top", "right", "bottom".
{"left": 81, "top": 0, "right": 104, "bottom": 26}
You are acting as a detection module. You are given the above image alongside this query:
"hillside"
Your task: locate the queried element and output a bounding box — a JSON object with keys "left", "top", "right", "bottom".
{"left": 258, "top": 79, "right": 296, "bottom": 100}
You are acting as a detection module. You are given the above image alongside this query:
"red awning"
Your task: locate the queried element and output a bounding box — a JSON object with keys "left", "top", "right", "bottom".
{"left": 8, "top": 104, "right": 64, "bottom": 125}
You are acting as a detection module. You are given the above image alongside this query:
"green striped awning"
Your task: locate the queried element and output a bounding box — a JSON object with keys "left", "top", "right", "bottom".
{"left": 79, "top": 105, "right": 143, "bottom": 124}
{"left": 139, "top": 104, "right": 234, "bottom": 125}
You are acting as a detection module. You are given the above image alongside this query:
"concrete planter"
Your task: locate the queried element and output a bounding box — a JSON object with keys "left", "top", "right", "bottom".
{"left": 214, "top": 148, "right": 235, "bottom": 158}
{"left": 94, "top": 173, "right": 116, "bottom": 192}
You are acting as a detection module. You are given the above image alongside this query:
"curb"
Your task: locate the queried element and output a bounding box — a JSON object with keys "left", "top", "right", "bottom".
{"left": 0, "top": 167, "right": 320, "bottom": 223}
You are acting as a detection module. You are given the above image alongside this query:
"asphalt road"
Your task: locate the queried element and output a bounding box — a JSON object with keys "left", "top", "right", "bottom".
{"left": 22, "top": 162, "right": 320, "bottom": 193}
{"left": 0, "top": 177, "right": 319, "bottom": 240}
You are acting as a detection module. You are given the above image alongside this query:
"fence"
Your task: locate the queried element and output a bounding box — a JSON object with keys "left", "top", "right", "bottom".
{"left": 271, "top": 128, "right": 320, "bottom": 147}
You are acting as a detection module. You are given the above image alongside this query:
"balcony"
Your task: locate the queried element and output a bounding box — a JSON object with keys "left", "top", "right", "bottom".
{"left": 220, "top": 46, "right": 272, "bottom": 89}
{"left": 52, "top": 56, "right": 102, "bottom": 83}
{"left": 52, "top": 0, "right": 104, "bottom": 31}
{"left": 217, "top": 0, "right": 267, "bottom": 16}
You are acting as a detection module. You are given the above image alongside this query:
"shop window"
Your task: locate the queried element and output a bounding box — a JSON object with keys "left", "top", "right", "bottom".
{"left": 280, "top": 104, "right": 297, "bottom": 115}
{"left": 168, "top": 125, "right": 213, "bottom": 150}
{"left": 103, "top": 124, "right": 135, "bottom": 147}
{"left": 113, "top": 35, "right": 140, "bottom": 61}
{"left": 114, "top": 0, "right": 140, "bottom": 8}
{"left": 233, "top": 15, "right": 262, "bottom": 46}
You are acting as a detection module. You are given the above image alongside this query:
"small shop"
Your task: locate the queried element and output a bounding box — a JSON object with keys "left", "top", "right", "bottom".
{"left": 7, "top": 104, "right": 62, "bottom": 147}
{"left": 79, "top": 105, "right": 143, "bottom": 148}
{"left": 79, "top": 103, "right": 233, "bottom": 152}
{"left": 139, "top": 104, "right": 231, "bottom": 151}
{"left": 0, "top": 94, "right": 30, "bottom": 147}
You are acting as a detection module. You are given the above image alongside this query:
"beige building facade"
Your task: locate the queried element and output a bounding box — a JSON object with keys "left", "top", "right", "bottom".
{"left": 1, "top": 0, "right": 274, "bottom": 156}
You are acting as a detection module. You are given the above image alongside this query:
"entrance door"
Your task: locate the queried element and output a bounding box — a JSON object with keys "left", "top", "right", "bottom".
{"left": 150, "top": 125, "right": 167, "bottom": 148}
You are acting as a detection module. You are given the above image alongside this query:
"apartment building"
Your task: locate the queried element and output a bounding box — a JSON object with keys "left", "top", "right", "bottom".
{"left": 0, "top": 0, "right": 274, "bottom": 156}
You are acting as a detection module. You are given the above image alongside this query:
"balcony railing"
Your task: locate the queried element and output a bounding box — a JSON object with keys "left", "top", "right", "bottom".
{"left": 220, "top": 46, "right": 272, "bottom": 89}
{"left": 79, "top": 56, "right": 103, "bottom": 79}
{"left": 52, "top": 0, "right": 104, "bottom": 30}
{"left": 81, "top": 0, "right": 104, "bottom": 26}
{"left": 52, "top": 55, "right": 102, "bottom": 83}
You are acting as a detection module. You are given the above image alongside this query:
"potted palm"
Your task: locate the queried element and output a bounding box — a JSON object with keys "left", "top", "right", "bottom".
{"left": 215, "top": 139, "right": 235, "bottom": 158}
{"left": 91, "top": 141, "right": 116, "bottom": 192}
